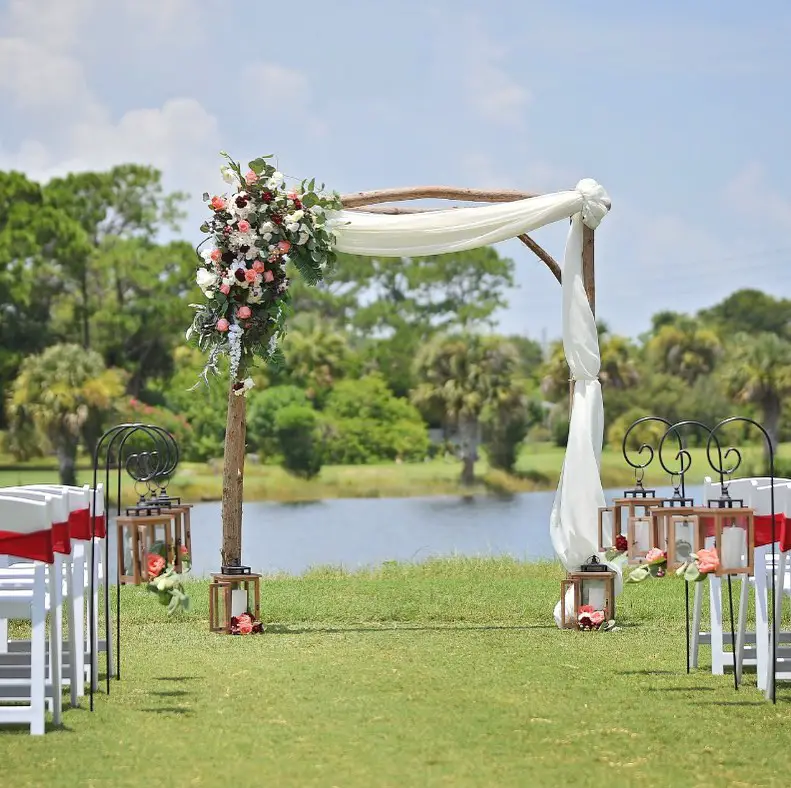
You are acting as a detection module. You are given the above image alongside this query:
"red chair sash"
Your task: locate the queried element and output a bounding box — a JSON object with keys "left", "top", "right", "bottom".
{"left": 0, "top": 529, "right": 54, "bottom": 563}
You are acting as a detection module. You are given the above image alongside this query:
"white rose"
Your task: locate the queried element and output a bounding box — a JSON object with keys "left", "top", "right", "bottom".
{"left": 290, "top": 209, "right": 304, "bottom": 223}
{"left": 221, "top": 166, "right": 236, "bottom": 184}
{"left": 196, "top": 268, "right": 219, "bottom": 296}
{"left": 298, "top": 231, "right": 309, "bottom": 245}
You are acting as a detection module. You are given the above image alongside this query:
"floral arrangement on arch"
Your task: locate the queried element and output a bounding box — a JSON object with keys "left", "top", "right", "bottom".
{"left": 145, "top": 543, "right": 191, "bottom": 614}
{"left": 187, "top": 152, "right": 343, "bottom": 392}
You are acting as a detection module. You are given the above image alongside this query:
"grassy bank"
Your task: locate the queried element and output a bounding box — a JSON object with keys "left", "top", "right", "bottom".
{"left": 1, "top": 442, "right": 786, "bottom": 504}
{"left": 1, "top": 558, "right": 790, "bottom": 786}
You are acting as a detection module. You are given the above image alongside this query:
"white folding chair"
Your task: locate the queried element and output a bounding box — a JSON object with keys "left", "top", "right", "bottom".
{"left": 0, "top": 495, "right": 60, "bottom": 734}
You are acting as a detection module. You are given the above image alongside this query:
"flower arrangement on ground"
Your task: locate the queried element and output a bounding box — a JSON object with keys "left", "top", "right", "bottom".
{"left": 145, "top": 545, "right": 190, "bottom": 614}
{"left": 187, "top": 152, "right": 343, "bottom": 392}
{"left": 625, "top": 548, "right": 668, "bottom": 583}
{"left": 230, "top": 612, "right": 264, "bottom": 635}
{"left": 675, "top": 546, "right": 720, "bottom": 582}
{"left": 577, "top": 605, "right": 606, "bottom": 630}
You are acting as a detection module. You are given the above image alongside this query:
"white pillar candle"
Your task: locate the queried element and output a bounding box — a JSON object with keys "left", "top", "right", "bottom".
{"left": 231, "top": 589, "right": 248, "bottom": 617}
{"left": 721, "top": 526, "right": 747, "bottom": 569}
{"left": 586, "top": 584, "right": 605, "bottom": 611}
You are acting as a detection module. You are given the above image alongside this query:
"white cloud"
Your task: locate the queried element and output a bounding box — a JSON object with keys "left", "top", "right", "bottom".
{"left": 724, "top": 162, "right": 791, "bottom": 231}
{"left": 3, "top": 0, "right": 96, "bottom": 52}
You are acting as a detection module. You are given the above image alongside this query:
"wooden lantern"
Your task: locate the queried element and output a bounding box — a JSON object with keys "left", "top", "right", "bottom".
{"left": 560, "top": 557, "right": 616, "bottom": 629}
{"left": 701, "top": 499, "right": 755, "bottom": 576}
{"left": 209, "top": 572, "right": 262, "bottom": 633}
{"left": 651, "top": 496, "right": 700, "bottom": 570}
{"left": 612, "top": 486, "right": 667, "bottom": 563}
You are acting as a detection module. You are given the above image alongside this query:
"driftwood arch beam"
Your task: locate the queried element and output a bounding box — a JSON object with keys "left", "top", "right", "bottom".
{"left": 338, "top": 185, "right": 606, "bottom": 314}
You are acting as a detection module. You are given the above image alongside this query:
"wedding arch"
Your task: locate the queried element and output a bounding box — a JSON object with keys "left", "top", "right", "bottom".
{"left": 194, "top": 160, "right": 611, "bottom": 585}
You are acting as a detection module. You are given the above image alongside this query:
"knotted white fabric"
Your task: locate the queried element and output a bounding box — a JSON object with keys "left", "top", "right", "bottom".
{"left": 330, "top": 180, "right": 612, "bottom": 628}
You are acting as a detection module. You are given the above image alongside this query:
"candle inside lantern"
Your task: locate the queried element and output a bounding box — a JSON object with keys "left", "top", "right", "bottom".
{"left": 721, "top": 526, "right": 747, "bottom": 570}
{"left": 231, "top": 588, "right": 248, "bottom": 617}
{"left": 634, "top": 519, "right": 651, "bottom": 553}
{"left": 585, "top": 582, "right": 606, "bottom": 611}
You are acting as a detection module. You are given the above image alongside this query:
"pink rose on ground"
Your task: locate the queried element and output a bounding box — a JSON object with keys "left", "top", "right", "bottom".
{"left": 252, "top": 260, "right": 266, "bottom": 273}
{"left": 210, "top": 248, "right": 222, "bottom": 262}
{"left": 220, "top": 283, "right": 230, "bottom": 295}
{"left": 237, "top": 306, "right": 252, "bottom": 319}
{"left": 277, "top": 240, "right": 291, "bottom": 253}
{"left": 590, "top": 610, "right": 606, "bottom": 627}
{"left": 244, "top": 269, "right": 258, "bottom": 283}
{"left": 697, "top": 547, "right": 720, "bottom": 574}
{"left": 216, "top": 318, "right": 230, "bottom": 332}
{"left": 210, "top": 196, "right": 226, "bottom": 211}
{"left": 147, "top": 554, "right": 165, "bottom": 579}
{"left": 245, "top": 170, "right": 258, "bottom": 185}
{"left": 578, "top": 605, "right": 595, "bottom": 614}
{"left": 237, "top": 614, "right": 253, "bottom": 635}
{"left": 646, "top": 548, "right": 666, "bottom": 564}
{"left": 264, "top": 270, "right": 274, "bottom": 283}
{"left": 237, "top": 220, "right": 250, "bottom": 233}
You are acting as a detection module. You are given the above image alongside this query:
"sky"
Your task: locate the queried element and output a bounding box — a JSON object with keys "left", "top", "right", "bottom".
{"left": 1, "top": 0, "right": 790, "bottom": 344}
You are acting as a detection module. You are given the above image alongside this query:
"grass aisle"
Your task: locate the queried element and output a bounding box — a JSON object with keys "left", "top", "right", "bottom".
{"left": 1, "top": 558, "right": 790, "bottom": 787}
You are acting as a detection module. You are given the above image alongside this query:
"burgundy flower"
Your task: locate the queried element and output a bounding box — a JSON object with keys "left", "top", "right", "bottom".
{"left": 232, "top": 382, "right": 244, "bottom": 392}
{"left": 234, "top": 269, "right": 246, "bottom": 282}
{"left": 271, "top": 213, "right": 282, "bottom": 225}
{"left": 235, "top": 196, "right": 248, "bottom": 208}
{"left": 261, "top": 191, "right": 273, "bottom": 203}
{"left": 615, "top": 535, "right": 628, "bottom": 553}
{"left": 239, "top": 244, "right": 250, "bottom": 255}
{"left": 293, "top": 198, "right": 302, "bottom": 209}
{"left": 221, "top": 250, "right": 235, "bottom": 264}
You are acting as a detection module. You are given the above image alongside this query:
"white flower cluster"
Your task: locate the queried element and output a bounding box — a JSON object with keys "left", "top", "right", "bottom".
{"left": 228, "top": 323, "right": 244, "bottom": 381}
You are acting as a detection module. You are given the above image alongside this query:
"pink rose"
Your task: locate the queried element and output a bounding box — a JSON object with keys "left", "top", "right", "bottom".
{"left": 697, "top": 547, "right": 720, "bottom": 574}
{"left": 245, "top": 170, "right": 258, "bottom": 185}
{"left": 238, "top": 306, "right": 252, "bottom": 319}
{"left": 210, "top": 248, "right": 222, "bottom": 262}
{"left": 590, "top": 610, "right": 606, "bottom": 627}
{"left": 216, "top": 318, "right": 229, "bottom": 332}
{"left": 263, "top": 270, "right": 274, "bottom": 283}
{"left": 237, "top": 613, "right": 253, "bottom": 635}
{"left": 244, "top": 269, "right": 258, "bottom": 283}
{"left": 252, "top": 260, "right": 265, "bottom": 273}
{"left": 287, "top": 191, "right": 298, "bottom": 200}
{"left": 277, "top": 240, "right": 291, "bottom": 253}
{"left": 220, "top": 283, "right": 230, "bottom": 295}
{"left": 210, "top": 196, "right": 226, "bottom": 211}
{"left": 237, "top": 219, "right": 250, "bottom": 233}
{"left": 645, "top": 548, "right": 666, "bottom": 564}
{"left": 578, "top": 605, "right": 594, "bottom": 614}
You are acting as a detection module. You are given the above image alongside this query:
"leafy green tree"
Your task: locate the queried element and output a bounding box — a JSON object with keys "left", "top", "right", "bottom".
{"left": 322, "top": 375, "right": 429, "bottom": 464}
{"left": 247, "top": 385, "right": 311, "bottom": 457}
{"left": 412, "top": 334, "right": 523, "bottom": 485}
{"left": 700, "top": 289, "right": 791, "bottom": 338}
{"left": 720, "top": 332, "right": 791, "bottom": 462}
{"left": 44, "top": 164, "right": 186, "bottom": 350}
{"left": 274, "top": 405, "right": 324, "bottom": 478}
{"left": 6, "top": 344, "right": 125, "bottom": 484}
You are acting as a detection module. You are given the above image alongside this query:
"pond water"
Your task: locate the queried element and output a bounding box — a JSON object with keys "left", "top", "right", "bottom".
{"left": 110, "top": 484, "right": 703, "bottom": 578}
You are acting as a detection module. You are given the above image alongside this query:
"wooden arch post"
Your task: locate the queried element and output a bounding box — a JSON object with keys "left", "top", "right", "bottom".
{"left": 219, "top": 185, "right": 599, "bottom": 567}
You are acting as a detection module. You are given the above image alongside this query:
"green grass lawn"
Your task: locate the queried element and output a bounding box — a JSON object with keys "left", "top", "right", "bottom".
{"left": 1, "top": 440, "right": 787, "bottom": 504}
{"left": 1, "top": 558, "right": 790, "bottom": 787}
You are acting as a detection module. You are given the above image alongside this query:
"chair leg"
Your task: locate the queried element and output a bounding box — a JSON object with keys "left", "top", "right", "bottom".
{"left": 710, "top": 574, "right": 725, "bottom": 675}
{"left": 691, "top": 581, "right": 703, "bottom": 668}
{"left": 755, "top": 555, "right": 770, "bottom": 691}
{"left": 30, "top": 575, "right": 47, "bottom": 736}
{"left": 735, "top": 575, "right": 750, "bottom": 685}
{"left": 48, "top": 560, "right": 63, "bottom": 727}
{"left": 71, "top": 549, "right": 85, "bottom": 699}
{"left": 63, "top": 557, "right": 79, "bottom": 708}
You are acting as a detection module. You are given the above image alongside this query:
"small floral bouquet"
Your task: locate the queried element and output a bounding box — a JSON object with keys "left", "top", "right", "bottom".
{"left": 188, "top": 152, "right": 343, "bottom": 392}
{"left": 675, "top": 546, "right": 720, "bottom": 583}
{"left": 230, "top": 612, "right": 264, "bottom": 635}
{"left": 604, "top": 534, "right": 628, "bottom": 563}
{"left": 145, "top": 548, "right": 190, "bottom": 615}
{"left": 578, "top": 605, "right": 607, "bottom": 630}
{"left": 626, "top": 548, "right": 668, "bottom": 583}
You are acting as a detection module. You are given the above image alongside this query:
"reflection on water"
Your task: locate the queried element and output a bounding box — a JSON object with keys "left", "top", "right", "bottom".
{"left": 108, "top": 484, "right": 704, "bottom": 578}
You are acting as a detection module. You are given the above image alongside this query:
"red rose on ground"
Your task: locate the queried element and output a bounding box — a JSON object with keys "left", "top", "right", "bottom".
{"left": 615, "top": 535, "right": 628, "bottom": 552}
{"left": 147, "top": 554, "right": 165, "bottom": 578}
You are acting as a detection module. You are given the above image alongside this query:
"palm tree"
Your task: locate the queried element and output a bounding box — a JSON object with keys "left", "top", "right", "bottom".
{"left": 721, "top": 332, "right": 791, "bottom": 464}
{"left": 283, "top": 316, "right": 349, "bottom": 400}
{"left": 7, "top": 344, "right": 125, "bottom": 484}
{"left": 645, "top": 317, "right": 722, "bottom": 384}
{"left": 412, "top": 333, "right": 523, "bottom": 485}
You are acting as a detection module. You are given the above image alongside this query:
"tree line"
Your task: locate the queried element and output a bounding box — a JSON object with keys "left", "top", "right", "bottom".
{"left": 2, "top": 165, "right": 790, "bottom": 484}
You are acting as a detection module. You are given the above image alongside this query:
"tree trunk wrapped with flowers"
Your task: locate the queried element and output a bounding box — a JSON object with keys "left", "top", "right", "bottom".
{"left": 189, "top": 153, "right": 341, "bottom": 566}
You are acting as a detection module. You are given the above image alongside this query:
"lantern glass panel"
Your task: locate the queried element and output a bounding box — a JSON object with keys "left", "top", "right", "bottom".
{"left": 598, "top": 507, "right": 615, "bottom": 550}
{"left": 581, "top": 578, "right": 607, "bottom": 611}
{"left": 719, "top": 514, "right": 750, "bottom": 573}
{"left": 630, "top": 516, "right": 653, "bottom": 555}
{"left": 672, "top": 517, "right": 697, "bottom": 563}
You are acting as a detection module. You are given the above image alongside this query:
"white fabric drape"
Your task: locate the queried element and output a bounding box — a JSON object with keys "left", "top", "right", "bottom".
{"left": 331, "top": 179, "right": 611, "bottom": 627}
